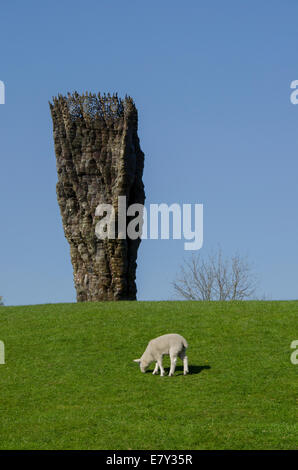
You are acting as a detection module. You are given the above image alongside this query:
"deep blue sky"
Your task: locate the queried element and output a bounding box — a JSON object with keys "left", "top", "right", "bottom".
{"left": 1, "top": 0, "right": 298, "bottom": 305}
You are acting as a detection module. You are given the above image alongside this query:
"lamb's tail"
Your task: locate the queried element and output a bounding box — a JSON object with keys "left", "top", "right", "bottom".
{"left": 182, "top": 337, "right": 188, "bottom": 349}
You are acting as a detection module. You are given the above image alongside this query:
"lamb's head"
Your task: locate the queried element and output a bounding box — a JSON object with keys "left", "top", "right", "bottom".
{"left": 133, "top": 357, "right": 150, "bottom": 373}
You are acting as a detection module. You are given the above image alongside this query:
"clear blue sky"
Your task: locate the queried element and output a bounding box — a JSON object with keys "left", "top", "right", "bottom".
{"left": 1, "top": 0, "right": 298, "bottom": 305}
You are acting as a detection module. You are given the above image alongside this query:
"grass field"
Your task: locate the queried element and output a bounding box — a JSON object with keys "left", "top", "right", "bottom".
{"left": 0, "top": 301, "right": 297, "bottom": 450}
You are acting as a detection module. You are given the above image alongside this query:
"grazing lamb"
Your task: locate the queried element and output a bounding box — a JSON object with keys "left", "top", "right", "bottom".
{"left": 133, "top": 333, "right": 189, "bottom": 376}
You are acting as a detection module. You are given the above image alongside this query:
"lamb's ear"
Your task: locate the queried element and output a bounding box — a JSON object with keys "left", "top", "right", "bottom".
{"left": 133, "top": 358, "right": 141, "bottom": 363}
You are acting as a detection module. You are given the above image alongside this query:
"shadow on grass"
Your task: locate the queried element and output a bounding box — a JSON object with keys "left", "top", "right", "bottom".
{"left": 174, "top": 364, "right": 211, "bottom": 375}
{"left": 149, "top": 364, "right": 211, "bottom": 376}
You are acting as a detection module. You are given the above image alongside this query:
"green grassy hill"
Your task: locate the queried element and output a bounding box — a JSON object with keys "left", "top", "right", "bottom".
{"left": 0, "top": 301, "right": 297, "bottom": 449}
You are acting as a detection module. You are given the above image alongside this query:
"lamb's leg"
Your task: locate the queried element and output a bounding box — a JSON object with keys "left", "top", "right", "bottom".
{"left": 169, "top": 354, "right": 177, "bottom": 376}
{"left": 157, "top": 357, "right": 165, "bottom": 376}
{"left": 183, "top": 355, "right": 189, "bottom": 375}
{"left": 152, "top": 362, "right": 159, "bottom": 375}
{"left": 179, "top": 350, "right": 189, "bottom": 375}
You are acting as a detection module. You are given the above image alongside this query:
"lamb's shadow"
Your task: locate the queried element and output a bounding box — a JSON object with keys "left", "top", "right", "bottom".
{"left": 161, "top": 365, "right": 211, "bottom": 376}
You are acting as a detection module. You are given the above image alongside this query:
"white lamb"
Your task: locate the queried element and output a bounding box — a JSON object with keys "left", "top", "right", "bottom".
{"left": 133, "top": 333, "right": 189, "bottom": 376}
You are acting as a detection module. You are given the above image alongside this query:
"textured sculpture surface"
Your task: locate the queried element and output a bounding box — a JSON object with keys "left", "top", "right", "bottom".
{"left": 50, "top": 92, "right": 145, "bottom": 301}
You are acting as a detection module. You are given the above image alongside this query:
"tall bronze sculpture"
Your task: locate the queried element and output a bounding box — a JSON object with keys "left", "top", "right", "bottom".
{"left": 50, "top": 92, "right": 145, "bottom": 301}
